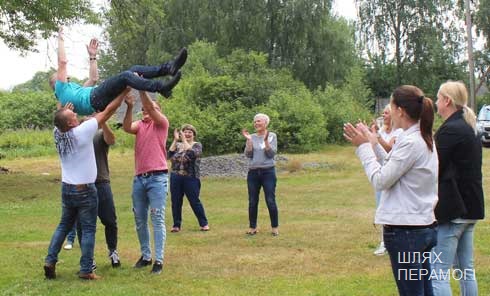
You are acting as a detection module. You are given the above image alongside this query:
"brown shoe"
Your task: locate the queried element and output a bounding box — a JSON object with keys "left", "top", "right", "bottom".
{"left": 170, "top": 226, "right": 181, "bottom": 233}
{"left": 79, "top": 272, "right": 101, "bottom": 280}
{"left": 246, "top": 228, "right": 258, "bottom": 235}
{"left": 44, "top": 264, "right": 56, "bottom": 279}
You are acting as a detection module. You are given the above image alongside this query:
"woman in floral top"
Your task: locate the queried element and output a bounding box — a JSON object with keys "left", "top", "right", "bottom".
{"left": 168, "top": 124, "right": 209, "bottom": 232}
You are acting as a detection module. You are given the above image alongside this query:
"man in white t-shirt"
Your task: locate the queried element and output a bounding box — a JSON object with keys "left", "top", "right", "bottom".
{"left": 43, "top": 88, "right": 130, "bottom": 280}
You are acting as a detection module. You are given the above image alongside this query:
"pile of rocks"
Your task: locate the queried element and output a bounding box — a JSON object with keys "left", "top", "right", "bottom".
{"left": 200, "top": 154, "right": 288, "bottom": 178}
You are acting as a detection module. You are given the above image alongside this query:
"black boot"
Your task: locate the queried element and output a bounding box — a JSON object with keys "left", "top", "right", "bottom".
{"left": 169, "top": 48, "right": 187, "bottom": 75}
{"left": 158, "top": 71, "right": 182, "bottom": 98}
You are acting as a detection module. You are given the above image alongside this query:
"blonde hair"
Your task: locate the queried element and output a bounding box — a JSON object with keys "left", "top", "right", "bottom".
{"left": 254, "top": 113, "right": 270, "bottom": 126}
{"left": 438, "top": 81, "right": 476, "bottom": 134}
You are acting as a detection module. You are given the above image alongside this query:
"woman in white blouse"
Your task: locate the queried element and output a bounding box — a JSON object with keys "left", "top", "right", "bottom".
{"left": 372, "top": 104, "right": 403, "bottom": 256}
{"left": 344, "top": 85, "right": 438, "bottom": 296}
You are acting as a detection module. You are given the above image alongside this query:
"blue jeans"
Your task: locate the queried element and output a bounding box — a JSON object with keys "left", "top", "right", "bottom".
{"left": 90, "top": 63, "right": 172, "bottom": 111}
{"left": 247, "top": 167, "right": 278, "bottom": 228}
{"left": 45, "top": 183, "right": 98, "bottom": 274}
{"left": 431, "top": 222, "right": 478, "bottom": 296}
{"left": 384, "top": 225, "right": 438, "bottom": 296}
{"left": 76, "top": 182, "right": 118, "bottom": 252}
{"left": 66, "top": 222, "right": 77, "bottom": 244}
{"left": 170, "top": 173, "right": 208, "bottom": 228}
{"left": 132, "top": 172, "right": 168, "bottom": 263}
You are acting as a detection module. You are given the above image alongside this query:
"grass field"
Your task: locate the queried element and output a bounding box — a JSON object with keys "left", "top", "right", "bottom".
{"left": 0, "top": 145, "right": 489, "bottom": 295}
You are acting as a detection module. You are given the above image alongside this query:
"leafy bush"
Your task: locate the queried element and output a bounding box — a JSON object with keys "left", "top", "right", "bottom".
{"left": 315, "top": 67, "right": 374, "bottom": 144}
{"left": 0, "top": 91, "right": 56, "bottom": 130}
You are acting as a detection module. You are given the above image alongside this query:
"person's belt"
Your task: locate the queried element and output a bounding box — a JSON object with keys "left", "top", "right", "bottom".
{"left": 75, "top": 184, "right": 88, "bottom": 191}
{"left": 138, "top": 170, "right": 168, "bottom": 177}
{"left": 384, "top": 222, "right": 437, "bottom": 230}
{"left": 175, "top": 169, "right": 189, "bottom": 176}
{"left": 62, "top": 182, "right": 93, "bottom": 191}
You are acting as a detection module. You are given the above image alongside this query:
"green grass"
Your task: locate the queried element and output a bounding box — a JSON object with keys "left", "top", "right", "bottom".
{"left": 0, "top": 145, "right": 489, "bottom": 295}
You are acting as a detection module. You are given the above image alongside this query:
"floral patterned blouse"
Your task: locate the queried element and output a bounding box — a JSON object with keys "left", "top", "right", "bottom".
{"left": 168, "top": 142, "right": 202, "bottom": 178}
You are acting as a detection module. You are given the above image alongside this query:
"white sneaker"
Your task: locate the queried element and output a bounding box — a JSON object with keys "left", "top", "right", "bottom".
{"left": 373, "top": 242, "right": 386, "bottom": 256}
{"left": 63, "top": 243, "right": 73, "bottom": 250}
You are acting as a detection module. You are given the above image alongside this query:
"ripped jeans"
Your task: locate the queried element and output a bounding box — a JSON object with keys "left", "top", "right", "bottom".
{"left": 132, "top": 172, "right": 168, "bottom": 263}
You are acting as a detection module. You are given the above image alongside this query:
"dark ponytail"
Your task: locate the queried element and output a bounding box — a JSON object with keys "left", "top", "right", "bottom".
{"left": 420, "top": 97, "right": 434, "bottom": 151}
{"left": 391, "top": 85, "right": 434, "bottom": 151}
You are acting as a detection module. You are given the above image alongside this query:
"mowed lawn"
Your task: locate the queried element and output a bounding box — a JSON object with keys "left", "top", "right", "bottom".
{"left": 0, "top": 145, "right": 489, "bottom": 295}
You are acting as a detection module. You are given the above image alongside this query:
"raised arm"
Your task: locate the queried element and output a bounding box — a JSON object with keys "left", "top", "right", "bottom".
{"left": 122, "top": 92, "right": 139, "bottom": 134}
{"left": 83, "top": 38, "right": 99, "bottom": 87}
{"left": 94, "top": 88, "right": 130, "bottom": 127}
{"left": 101, "top": 122, "right": 115, "bottom": 145}
{"left": 139, "top": 90, "right": 167, "bottom": 126}
{"left": 56, "top": 27, "right": 68, "bottom": 82}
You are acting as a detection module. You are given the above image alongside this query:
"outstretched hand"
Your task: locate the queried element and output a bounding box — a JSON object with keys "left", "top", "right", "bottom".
{"left": 86, "top": 38, "right": 98, "bottom": 56}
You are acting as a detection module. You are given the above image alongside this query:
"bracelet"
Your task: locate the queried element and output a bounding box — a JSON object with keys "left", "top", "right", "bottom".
{"left": 90, "top": 57, "right": 97, "bottom": 61}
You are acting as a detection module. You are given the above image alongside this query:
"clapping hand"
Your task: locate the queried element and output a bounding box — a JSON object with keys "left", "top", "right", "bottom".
{"left": 241, "top": 129, "right": 252, "bottom": 141}
{"left": 173, "top": 128, "right": 180, "bottom": 141}
{"left": 343, "top": 123, "right": 369, "bottom": 147}
{"left": 179, "top": 130, "right": 187, "bottom": 143}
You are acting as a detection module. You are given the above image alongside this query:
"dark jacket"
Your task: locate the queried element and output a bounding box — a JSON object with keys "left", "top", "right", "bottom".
{"left": 434, "top": 109, "right": 485, "bottom": 223}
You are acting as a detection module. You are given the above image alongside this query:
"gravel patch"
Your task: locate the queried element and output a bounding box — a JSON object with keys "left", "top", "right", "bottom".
{"left": 200, "top": 154, "right": 288, "bottom": 178}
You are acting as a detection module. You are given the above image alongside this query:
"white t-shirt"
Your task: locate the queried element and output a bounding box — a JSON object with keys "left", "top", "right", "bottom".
{"left": 379, "top": 128, "right": 402, "bottom": 142}
{"left": 60, "top": 118, "right": 98, "bottom": 184}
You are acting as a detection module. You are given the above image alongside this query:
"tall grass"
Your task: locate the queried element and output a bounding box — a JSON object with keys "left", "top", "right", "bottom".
{"left": 0, "top": 146, "right": 489, "bottom": 295}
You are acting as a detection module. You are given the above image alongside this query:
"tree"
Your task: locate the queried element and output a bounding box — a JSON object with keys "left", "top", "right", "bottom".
{"left": 0, "top": 0, "right": 98, "bottom": 51}
{"left": 101, "top": 0, "right": 358, "bottom": 89}
{"left": 475, "top": 0, "right": 490, "bottom": 45}
{"left": 474, "top": 0, "right": 490, "bottom": 91}
{"left": 11, "top": 70, "right": 55, "bottom": 93}
{"left": 356, "top": 0, "right": 465, "bottom": 90}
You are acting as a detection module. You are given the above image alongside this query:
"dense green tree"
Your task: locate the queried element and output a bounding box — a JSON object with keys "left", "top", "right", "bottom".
{"left": 0, "top": 0, "right": 98, "bottom": 51}
{"left": 101, "top": 0, "right": 357, "bottom": 89}
{"left": 356, "top": 0, "right": 466, "bottom": 96}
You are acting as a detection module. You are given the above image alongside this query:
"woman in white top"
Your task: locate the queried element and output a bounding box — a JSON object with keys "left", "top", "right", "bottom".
{"left": 372, "top": 104, "right": 403, "bottom": 256}
{"left": 344, "top": 85, "right": 438, "bottom": 296}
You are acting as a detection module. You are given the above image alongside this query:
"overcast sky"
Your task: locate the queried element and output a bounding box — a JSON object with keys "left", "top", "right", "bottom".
{"left": 0, "top": 1, "right": 356, "bottom": 90}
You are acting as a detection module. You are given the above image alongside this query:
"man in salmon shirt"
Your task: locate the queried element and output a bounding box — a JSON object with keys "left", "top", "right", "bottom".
{"left": 122, "top": 90, "right": 169, "bottom": 275}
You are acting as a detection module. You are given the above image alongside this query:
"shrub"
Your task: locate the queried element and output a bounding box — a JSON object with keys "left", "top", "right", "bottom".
{"left": 0, "top": 91, "right": 56, "bottom": 130}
